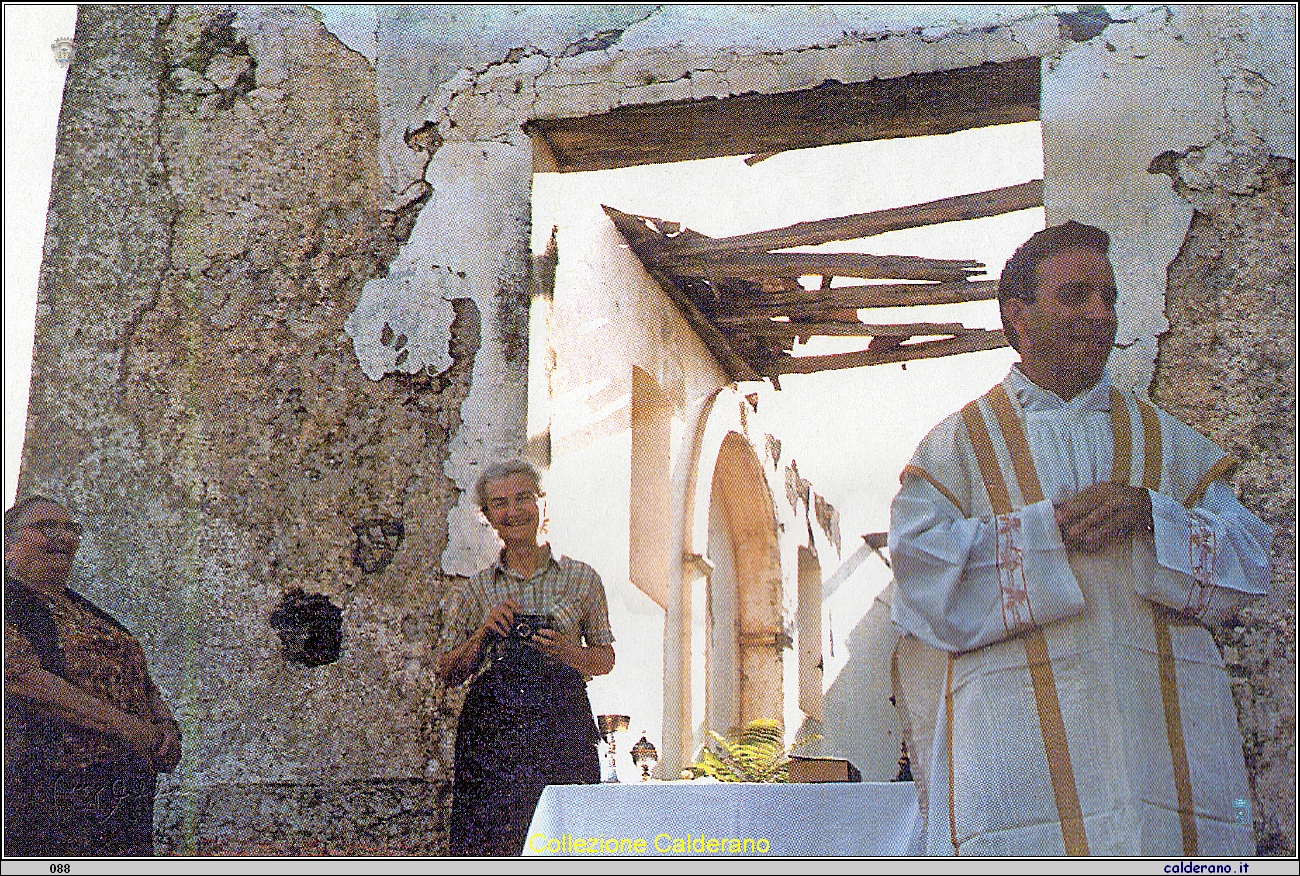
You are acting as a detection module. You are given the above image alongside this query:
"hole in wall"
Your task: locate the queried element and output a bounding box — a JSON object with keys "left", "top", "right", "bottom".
{"left": 270, "top": 588, "right": 343, "bottom": 667}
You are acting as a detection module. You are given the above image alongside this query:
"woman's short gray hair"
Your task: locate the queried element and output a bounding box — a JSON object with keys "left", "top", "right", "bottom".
{"left": 474, "top": 459, "right": 544, "bottom": 513}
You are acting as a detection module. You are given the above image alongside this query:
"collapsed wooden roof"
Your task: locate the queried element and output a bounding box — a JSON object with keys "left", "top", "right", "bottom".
{"left": 604, "top": 179, "right": 1042, "bottom": 383}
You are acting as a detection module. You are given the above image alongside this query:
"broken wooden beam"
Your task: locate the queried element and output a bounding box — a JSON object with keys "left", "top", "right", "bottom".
{"left": 528, "top": 58, "right": 1040, "bottom": 172}
{"left": 806, "top": 280, "right": 999, "bottom": 308}
{"left": 713, "top": 319, "right": 971, "bottom": 338}
{"left": 664, "top": 252, "right": 984, "bottom": 282}
{"left": 742, "top": 280, "right": 1000, "bottom": 310}
{"left": 603, "top": 205, "right": 762, "bottom": 382}
{"left": 664, "top": 180, "right": 1043, "bottom": 257}
{"left": 765, "top": 329, "right": 1008, "bottom": 374}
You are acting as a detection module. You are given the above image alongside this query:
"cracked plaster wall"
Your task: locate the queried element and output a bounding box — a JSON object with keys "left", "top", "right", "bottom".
{"left": 348, "top": 3, "right": 1064, "bottom": 576}
{"left": 22, "top": 5, "right": 467, "bottom": 854}
{"left": 1042, "top": 4, "right": 1295, "bottom": 394}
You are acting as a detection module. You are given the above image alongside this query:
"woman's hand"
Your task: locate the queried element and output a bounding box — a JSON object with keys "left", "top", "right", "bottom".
{"left": 435, "top": 599, "right": 520, "bottom": 686}
{"left": 7, "top": 660, "right": 181, "bottom": 772}
{"left": 119, "top": 714, "right": 165, "bottom": 767}
{"left": 153, "top": 718, "right": 182, "bottom": 773}
{"left": 479, "top": 598, "right": 520, "bottom": 640}
{"left": 122, "top": 715, "right": 181, "bottom": 773}
{"left": 529, "top": 630, "right": 614, "bottom": 677}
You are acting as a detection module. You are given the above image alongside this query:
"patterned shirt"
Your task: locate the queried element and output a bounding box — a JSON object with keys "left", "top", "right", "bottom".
{"left": 439, "top": 546, "right": 614, "bottom": 672}
{"left": 5, "top": 582, "right": 158, "bottom": 771}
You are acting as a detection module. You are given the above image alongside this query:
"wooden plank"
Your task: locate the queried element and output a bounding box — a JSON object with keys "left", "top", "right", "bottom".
{"left": 811, "top": 280, "right": 999, "bottom": 308}
{"left": 715, "top": 320, "right": 970, "bottom": 338}
{"left": 603, "top": 204, "right": 1009, "bottom": 381}
{"left": 529, "top": 58, "right": 1040, "bottom": 172}
{"left": 665, "top": 180, "right": 1043, "bottom": 257}
{"left": 745, "top": 280, "right": 1000, "bottom": 310}
{"left": 667, "top": 252, "right": 984, "bottom": 282}
{"left": 603, "top": 206, "right": 762, "bottom": 381}
{"left": 766, "top": 329, "right": 1008, "bottom": 374}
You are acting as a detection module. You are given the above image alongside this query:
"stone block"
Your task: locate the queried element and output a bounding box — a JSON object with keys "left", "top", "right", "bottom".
{"left": 770, "top": 48, "right": 832, "bottom": 92}
{"left": 871, "top": 32, "right": 923, "bottom": 80}
{"left": 532, "top": 81, "right": 620, "bottom": 120}
{"left": 928, "top": 32, "right": 988, "bottom": 72}
{"left": 722, "top": 54, "right": 782, "bottom": 94}
{"left": 688, "top": 68, "right": 729, "bottom": 100}
{"left": 819, "top": 39, "right": 876, "bottom": 85}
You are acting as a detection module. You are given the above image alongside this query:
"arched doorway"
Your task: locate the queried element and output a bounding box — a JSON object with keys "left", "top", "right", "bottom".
{"left": 704, "top": 432, "right": 784, "bottom": 733}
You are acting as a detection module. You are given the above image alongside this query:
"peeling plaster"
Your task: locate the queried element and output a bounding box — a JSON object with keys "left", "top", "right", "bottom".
{"left": 431, "top": 17, "right": 1059, "bottom": 140}
{"left": 615, "top": 4, "right": 1056, "bottom": 53}
{"left": 345, "top": 258, "right": 466, "bottom": 379}
{"left": 414, "top": 137, "right": 535, "bottom": 576}
{"left": 1044, "top": 5, "right": 1296, "bottom": 397}
{"left": 375, "top": 6, "right": 1066, "bottom": 187}
{"left": 313, "top": 4, "right": 379, "bottom": 65}
{"left": 1043, "top": 7, "right": 1220, "bottom": 394}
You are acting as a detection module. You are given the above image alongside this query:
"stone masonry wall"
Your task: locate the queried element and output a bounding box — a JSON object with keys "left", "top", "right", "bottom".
{"left": 21, "top": 6, "right": 468, "bottom": 853}
{"left": 1156, "top": 157, "right": 1296, "bottom": 855}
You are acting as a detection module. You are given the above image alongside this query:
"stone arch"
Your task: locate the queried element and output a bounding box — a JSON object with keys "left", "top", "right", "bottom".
{"left": 705, "top": 431, "right": 784, "bottom": 732}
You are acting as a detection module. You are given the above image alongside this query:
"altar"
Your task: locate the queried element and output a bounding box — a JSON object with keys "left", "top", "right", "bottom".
{"left": 523, "top": 781, "right": 922, "bottom": 857}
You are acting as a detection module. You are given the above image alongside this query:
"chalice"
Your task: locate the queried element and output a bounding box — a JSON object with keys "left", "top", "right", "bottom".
{"left": 597, "top": 714, "right": 630, "bottom": 783}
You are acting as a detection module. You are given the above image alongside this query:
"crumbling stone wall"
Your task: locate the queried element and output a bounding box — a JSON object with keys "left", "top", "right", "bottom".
{"left": 1156, "top": 154, "right": 1295, "bottom": 857}
{"left": 22, "top": 5, "right": 469, "bottom": 853}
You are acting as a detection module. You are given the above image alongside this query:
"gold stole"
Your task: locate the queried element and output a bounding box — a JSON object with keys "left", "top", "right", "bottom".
{"left": 950, "top": 383, "right": 1201, "bottom": 855}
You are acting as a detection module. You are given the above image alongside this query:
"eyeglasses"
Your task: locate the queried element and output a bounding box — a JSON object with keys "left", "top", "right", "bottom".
{"left": 24, "top": 520, "right": 83, "bottom": 538}
{"left": 486, "top": 492, "right": 540, "bottom": 512}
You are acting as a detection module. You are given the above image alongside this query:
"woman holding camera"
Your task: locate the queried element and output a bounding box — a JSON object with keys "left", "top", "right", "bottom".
{"left": 435, "top": 460, "right": 615, "bottom": 857}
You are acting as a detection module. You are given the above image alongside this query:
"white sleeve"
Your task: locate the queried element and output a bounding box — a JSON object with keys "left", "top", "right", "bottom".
{"left": 889, "top": 473, "right": 1085, "bottom": 653}
{"left": 1141, "top": 480, "right": 1271, "bottom": 623}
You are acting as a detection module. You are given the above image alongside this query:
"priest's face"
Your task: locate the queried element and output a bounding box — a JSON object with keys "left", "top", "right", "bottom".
{"left": 1004, "top": 246, "right": 1118, "bottom": 400}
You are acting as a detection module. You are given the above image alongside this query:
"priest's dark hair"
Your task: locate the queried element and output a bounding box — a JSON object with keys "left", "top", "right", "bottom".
{"left": 998, "top": 221, "right": 1111, "bottom": 349}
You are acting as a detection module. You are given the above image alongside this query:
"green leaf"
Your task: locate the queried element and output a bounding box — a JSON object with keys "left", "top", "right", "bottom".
{"left": 686, "top": 719, "right": 818, "bottom": 783}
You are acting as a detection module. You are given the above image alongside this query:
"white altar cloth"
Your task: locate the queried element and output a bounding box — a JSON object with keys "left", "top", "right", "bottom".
{"left": 523, "top": 781, "right": 922, "bottom": 857}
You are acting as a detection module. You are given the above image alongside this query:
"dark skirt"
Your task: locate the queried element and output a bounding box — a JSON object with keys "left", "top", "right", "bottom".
{"left": 449, "top": 643, "right": 600, "bottom": 856}
{"left": 4, "top": 750, "right": 156, "bottom": 857}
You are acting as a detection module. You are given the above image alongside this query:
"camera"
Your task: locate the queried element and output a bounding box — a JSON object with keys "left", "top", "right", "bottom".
{"left": 509, "top": 613, "right": 554, "bottom": 642}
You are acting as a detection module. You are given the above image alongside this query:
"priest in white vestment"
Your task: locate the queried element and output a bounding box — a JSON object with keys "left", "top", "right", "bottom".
{"left": 888, "top": 221, "right": 1272, "bottom": 856}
